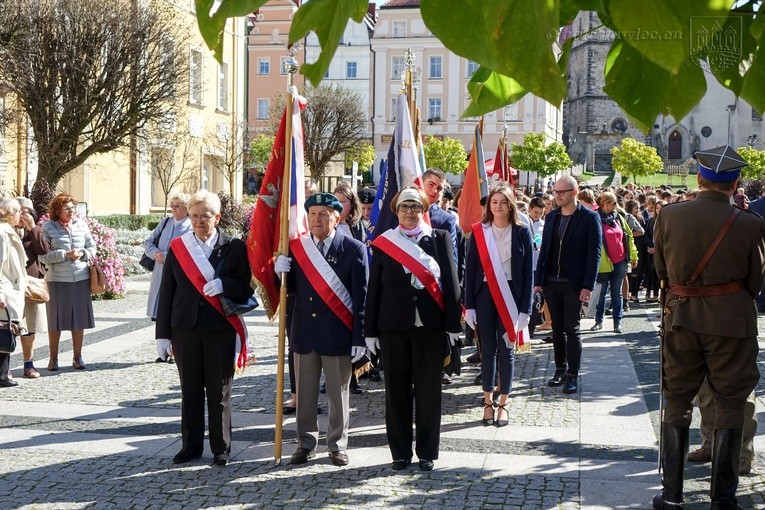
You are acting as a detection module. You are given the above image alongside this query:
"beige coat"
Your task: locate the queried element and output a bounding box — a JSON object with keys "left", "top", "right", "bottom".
{"left": 0, "top": 221, "right": 28, "bottom": 326}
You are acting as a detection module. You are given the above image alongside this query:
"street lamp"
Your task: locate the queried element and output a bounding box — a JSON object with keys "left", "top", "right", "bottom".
{"left": 726, "top": 104, "right": 736, "bottom": 146}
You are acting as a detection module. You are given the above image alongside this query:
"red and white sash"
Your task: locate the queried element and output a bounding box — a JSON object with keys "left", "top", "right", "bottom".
{"left": 169, "top": 233, "right": 249, "bottom": 370}
{"left": 290, "top": 235, "right": 354, "bottom": 330}
{"left": 472, "top": 223, "right": 528, "bottom": 348}
{"left": 372, "top": 228, "right": 444, "bottom": 310}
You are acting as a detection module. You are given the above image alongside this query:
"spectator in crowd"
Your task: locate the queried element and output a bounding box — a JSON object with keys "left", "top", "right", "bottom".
{"left": 305, "top": 180, "right": 320, "bottom": 197}
{"left": 577, "top": 188, "right": 597, "bottom": 210}
{"left": 464, "top": 185, "right": 533, "bottom": 427}
{"left": 145, "top": 193, "right": 191, "bottom": 362}
{"left": 365, "top": 186, "right": 461, "bottom": 471}
{"left": 156, "top": 190, "right": 254, "bottom": 466}
{"left": 0, "top": 198, "right": 28, "bottom": 388}
{"left": 733, "top": 187, "right": 749, "bottom": 209}
{"left": 528, "top": 197, "right": 551, "bottom": 335}
{"left": 626, "top": 199, "right": 648, "bottom": 303}
{"left": 274, "top": 192, "right": 367, "bottom": 467}
{"left": 16, "top": 197, "right": 49, "bottom": 379}
{"left": 534, "top": 176, "right": 601, "bottom": 394}
{"left": 591, "top": 192, "right": 636, "bottom": 334}
{"left": 358, "top": 188, "right": 375, "bottom": 226}
{"left": 642, "top": 195, "right": 660, "bottom": 303}
{"left": 40, "top": 194, "right": 96, "bottom": 372}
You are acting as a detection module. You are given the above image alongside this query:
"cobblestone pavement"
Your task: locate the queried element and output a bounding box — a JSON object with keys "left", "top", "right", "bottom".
{"left": 0, "top": 274, "right": 763, "bottom": 509}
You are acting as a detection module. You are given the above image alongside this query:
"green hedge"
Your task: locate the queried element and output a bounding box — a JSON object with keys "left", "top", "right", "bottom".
{"left": 92, "top": 214, "right": 165, "bottom": 231}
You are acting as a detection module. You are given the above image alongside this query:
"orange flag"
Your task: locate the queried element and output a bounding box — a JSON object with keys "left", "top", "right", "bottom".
{"left": 459, "top": 125, "right": 487, "bottom": 232}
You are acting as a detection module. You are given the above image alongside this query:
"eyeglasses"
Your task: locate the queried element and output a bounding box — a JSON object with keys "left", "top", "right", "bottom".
{"left": 191, "top": 214, "right": 215, "bottom": 222}
{"left": 552, "top": 189, "right": 574, "bottom": 196}
{"left": 398, "top": 204, "right": 423, "bottom": 213}
{"left": 171, "top": 204, "right": 186, "bottom": 209}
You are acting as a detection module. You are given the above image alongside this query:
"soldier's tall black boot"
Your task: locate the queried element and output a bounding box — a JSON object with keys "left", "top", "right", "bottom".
{"left": 710, "top": 428, "right": 744, "bottom": 510}
{"left": 653, "top": 424, "right": 689, "bottom": 509}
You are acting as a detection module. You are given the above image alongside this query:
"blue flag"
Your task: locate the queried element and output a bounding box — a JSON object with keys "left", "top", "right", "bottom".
{"left": 368, "top": 135, "right": 399, "bottom": 247}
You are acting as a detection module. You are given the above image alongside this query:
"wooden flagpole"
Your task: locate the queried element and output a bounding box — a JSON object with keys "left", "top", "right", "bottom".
{"left": 273, "top": 47, "right": 299, "bottom": 466}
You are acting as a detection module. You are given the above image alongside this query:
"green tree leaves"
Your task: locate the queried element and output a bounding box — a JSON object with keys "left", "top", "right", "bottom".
{"left": 195, "top": 0, "right": 266, "bottom": 62}
{"left": 422, "top": 136, "right": 467, "bottom": 175}
{"left": 510, "top": 133, "right": 572, "bottom": 178}
{"left": 610, "top": 137, "right": 663, "bottom": 183}
{"left": 737, "top": 146, "right": 765, "bottom": 180}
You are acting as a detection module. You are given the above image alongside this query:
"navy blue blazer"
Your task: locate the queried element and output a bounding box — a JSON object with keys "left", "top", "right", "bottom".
{"left": 429, "top": 203, "right": 458, "bottom": 261}
{"left": 748, "top": 196, "right": 765, "bottom": 218}
{"left": 287, "top": 229, "right": 368, "bottom": 356}
{"left": 464, "top": 223, "right": 534, "bottom": 315}
{"left": 534, "top": 203, "right": 601, "bottom": 292}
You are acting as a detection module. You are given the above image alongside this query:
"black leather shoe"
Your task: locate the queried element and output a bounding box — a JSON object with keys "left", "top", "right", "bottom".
{"left": 172, "top": 451, "right": 202, "bottom": 464}
{"left": 329, "top": 450, "right": 349, "bottom": 466}
{"left": 441, "top": 373, "right": 452, "bottom": 385}
{"left": 289, "top": 448, "right": 316, "bottom": 465}
{"left": 213, "top": 453, "right": 229, "bottom": 466}
{"left": 0, "top": 379, "right": 19, "bottom": 388}
{"left": 350, "top": 385, "right": 365, "bottom": 395}
{"left": 369, "top": 369, "right": 381, "bottom": 382}
{"left": 547, "top": 369, "right": 566, "bottom": 387}
{"left": 562, "top": 376, "right": 578, "bottom": 394}
{"left": 590, "top": 322, "right": 603, "bottom": 331}
{"left": 466, "top": 351, "right": 481, "bottom": 364}
{"left": 391, "top": 459, "right": 411, "bottom": 470}
{"left": 419, "top": 460, "right": 434, "bottom": 471}
{"left": 282, "top": 405, "right": 296, "bottom": 415}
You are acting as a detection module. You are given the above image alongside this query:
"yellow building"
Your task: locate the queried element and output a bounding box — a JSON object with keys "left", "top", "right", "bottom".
{"left": 1, "top": 0, "right": 247, "bottom": 215}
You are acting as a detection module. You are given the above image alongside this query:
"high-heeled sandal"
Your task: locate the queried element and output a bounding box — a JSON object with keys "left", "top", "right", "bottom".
{"left": 47, "top": 358, "right": 59, "bottom": 372}
{"left": 72, "top": 356, "right": 86, "bottom": 370}
{"left": 482, "top": 401, "right": 495, "bottom": 426}
{"left": 496, "top": 403, "right": 509, "bottom": 427}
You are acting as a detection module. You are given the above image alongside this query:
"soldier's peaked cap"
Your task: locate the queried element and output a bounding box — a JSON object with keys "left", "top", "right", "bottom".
{"left": 358, "top": 188, "right": 375, "bottom": 204}
{"left": 694, "top": 145, "right": 748, "bottom": 182}
{"left": 304, "top": 192, "right": 343, "bottom": 213}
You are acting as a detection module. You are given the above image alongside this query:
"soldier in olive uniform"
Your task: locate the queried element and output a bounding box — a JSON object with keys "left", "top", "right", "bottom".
{"left": 652, "top": 146, "right": 765, "bottom": 510}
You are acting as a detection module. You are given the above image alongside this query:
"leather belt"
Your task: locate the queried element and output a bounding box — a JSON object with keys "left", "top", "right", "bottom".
{"left": 668, "top": 280, "right": 745, "bottom": 297}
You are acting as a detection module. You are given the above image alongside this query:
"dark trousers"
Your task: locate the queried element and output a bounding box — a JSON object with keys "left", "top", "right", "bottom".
{"left": 288, "top": 347, "right": 296, "bottom": 395}
{"left": 0, "top": 352, "right": 9, "bottom": 380}
{"left": 380, "top": 327, "right": 444, "bottom": 462}
{"left": 171, "top": 326, "right": 236, "bottom": 456}
{"left": 544, "top": 280, "right": 583, "bottom": 377}
{"left": 662, "top": 327, "right": 759, "bottom": 429}
{"left": 476, "top": 283, "right": 515, "bottom": 394}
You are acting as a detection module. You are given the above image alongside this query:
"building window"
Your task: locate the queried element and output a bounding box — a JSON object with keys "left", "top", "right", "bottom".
{"left": 257, "top": 99, "right": 269, "bottom": 120}
{"left": 189, "top": 48, "right": 203, "bottom": 104}
{"left": 217, "top": 62, "right": 229, "bottom": 111}
{"left": 280, "top": 57, "right": 289, "bottom": 75}
{"left": 258, "top": 57, "right": 270, "bottom": 75}
{"left": 393, "top": 20, "right": 406, "bottom": 38}
{"left": 753, "top": 108, "right": 762, "bottom": 121}
{"left": 391, "top": 56, "right": 405, "bottom": 80}
{"left": 324, "top": 67, "right": 330, "bottom": 79}
{"left": 428, "top": 98, "right": 442, "bottom": 121}
{"left": 466, "top": 60, "right": 479, "bottom": 78}
{"left": 429, "top": 56, "right": 443, "bottom": 79}
{"left": 505, "top": 103, "right": 518, "bottom": 121}
{"left": 346, "top": 61, "right": 357, "bottom": 79}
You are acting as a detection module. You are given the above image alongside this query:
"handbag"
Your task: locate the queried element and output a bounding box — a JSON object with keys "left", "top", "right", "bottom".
{"left": 25, "top": 275, "right": 50, "bottom": 303}
{"left": 213, "top": 258, "right": 258, "bottom": 316}
{"left": 581, "top": 280, "right": 603, "bottom": 319}
{"left": 140, "top": 217, "right": 170, "bottom": 271}
{"left": 90, "top": 262, "right": 107, "bottom": 295}
{"left": 0, "top": 308, "right": 18, "bottom": 354}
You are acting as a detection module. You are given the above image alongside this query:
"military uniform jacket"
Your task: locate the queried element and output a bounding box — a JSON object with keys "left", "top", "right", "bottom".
{"left": 654, "top": 191, "right": 765, "bottom": 338}
{"left": 287, "top": 229, "right": 368, "bottom": 356}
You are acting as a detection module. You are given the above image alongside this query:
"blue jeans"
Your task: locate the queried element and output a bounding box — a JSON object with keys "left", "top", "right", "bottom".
{"left": 595, "top": 260, "right": 628, "bottom": 326}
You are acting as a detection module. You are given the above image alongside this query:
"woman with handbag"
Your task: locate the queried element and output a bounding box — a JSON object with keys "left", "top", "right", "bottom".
{"left": 155, "top": 190, "right": 254, "bottom": 466}
{"left": 40, "top": 194, "right": 97, "bottom": 371}
{"left": 144, "top": 192, "right": 191, "bottom": 362}
{"left": 15, "top": 197, "right": 50, "bottom": 379}
{"left": 0, "top": 198, "right": 28, "bottom": 388}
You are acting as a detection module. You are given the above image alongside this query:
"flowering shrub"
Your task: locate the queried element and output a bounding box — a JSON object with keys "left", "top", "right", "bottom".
{"left": 84, "top": 217, "right": 126, "bottom": 299}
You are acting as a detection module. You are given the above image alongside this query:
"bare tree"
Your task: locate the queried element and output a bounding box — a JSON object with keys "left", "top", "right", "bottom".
{"left": 145, "top": 125, "right": 200, "bottom": 214}
{"left": 0, "top": 0, "right": 188, "bottom": 188}
{"left": 267, "top": 84, "right": 368, "bottom": 180}
{"left": 205, "top": 121, "right": 250, "bottom": 195}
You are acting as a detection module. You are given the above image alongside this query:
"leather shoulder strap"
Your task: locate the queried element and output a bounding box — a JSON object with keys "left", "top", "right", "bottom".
{"left": 686, "top": 208, "right": 740, "bottom": 285}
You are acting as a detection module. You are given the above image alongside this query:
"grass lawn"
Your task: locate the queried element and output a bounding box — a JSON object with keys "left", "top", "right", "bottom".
{"left": 588, "top": 172, "right": 697, "bottom": 188}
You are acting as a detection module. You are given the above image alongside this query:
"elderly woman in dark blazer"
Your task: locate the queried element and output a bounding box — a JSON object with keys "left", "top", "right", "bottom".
{"left": 364, "top": 186, "right": 462, "bottom": 472}
{"left": 40, "top": 194, "right": 96, "bottom": 371}
{"left": 156, "top": 190, "right": 253, "bottom": 467}
{"left": 464, "top": 185, "right": 533, "bottom": 427}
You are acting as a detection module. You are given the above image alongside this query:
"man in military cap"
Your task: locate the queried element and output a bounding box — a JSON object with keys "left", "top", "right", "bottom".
{"left": 358, "top": 188, "right": 375, "bottom": 226}
{"left": 274, "top": 192, "right": 368, "bottom": 467}
{"left": 652, "top": 145, "right": 765, "bottom": 510}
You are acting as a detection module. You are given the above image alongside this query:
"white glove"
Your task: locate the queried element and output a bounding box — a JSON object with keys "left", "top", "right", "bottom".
{"left": 464, "top": 309, "right": 477, "bottom": 329}
{"left": 502, "top": 332, "right": 512, "bottom": 349}
{"left": 155, "top": 338, "right": 173, "bottom": 360}
{"left": 517, "top": 312, "right": 530, "bottom": 331}
{"left": 365, "top": 337, "right": 380, "bottom": 355}
{"left": 274, "top": 255, "right": 292, "bottom": 273}
{"left": 202, "top": 278, "right": 224, "bottom": 297}
{"left": 447, "top": 332, "right": 461, "bottom": 346}
{"left": 351, "top": 346, "right": 366, "bottom": 363}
